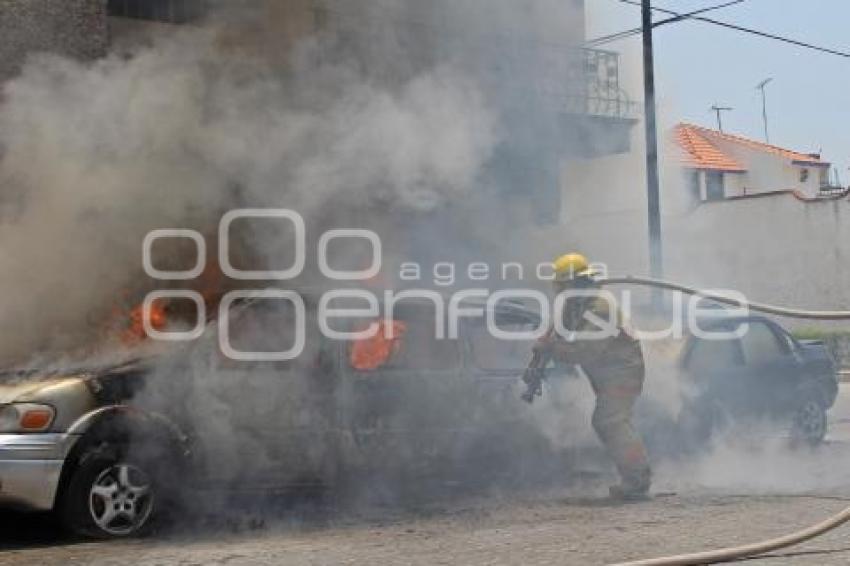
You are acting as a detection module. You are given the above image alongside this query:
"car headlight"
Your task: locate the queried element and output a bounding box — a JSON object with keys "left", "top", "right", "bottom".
{"left": 0, "top": 403, "right": 56, "bottom": 433}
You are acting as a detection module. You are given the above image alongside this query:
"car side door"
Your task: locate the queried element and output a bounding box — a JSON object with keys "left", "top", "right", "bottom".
{"left": 736, "top": 319, "right": 802, "bottom": 416}
{"left": 461, "top": 311, "right": 539, "bottom": 421}
{"left": 336, "top": 305, "right": 464, "bottom": 461}
{"left": 182, "top": 300, "right": 335, "bottom": 487}
{"left": 681, "top": 328, "right": 746, "bottom": 411}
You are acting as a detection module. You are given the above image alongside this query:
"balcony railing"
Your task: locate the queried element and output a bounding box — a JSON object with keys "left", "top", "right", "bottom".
{"left": 464, "top": 42, "right": 639, "bottom": 120}
{"left": 570, "top": 48, "right": 640, "bottom": 119}
{"left": 533, "top": 46, "right": 638, "bottom": 119}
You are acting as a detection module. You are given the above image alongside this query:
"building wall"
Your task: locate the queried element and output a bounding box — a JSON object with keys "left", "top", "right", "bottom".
{"left": 108, "top": 0, "right": 319, "bottom": 53}
{"left": 0, "top": 0, "right": 108, "bottom": 82}
{"left": 548, "top": 136, "right": 850, "bottom": 317}
{"left": 706, "top": 137, "right": 825, "bottom": 197}
{"left": 664, "top": 193, "right": 850, "bottom": 316}
{"left": 723, "top": 171, "right": 747, "bottom": 198}
{"left": 227, "top": 0, "right": 318, "bottom": 55}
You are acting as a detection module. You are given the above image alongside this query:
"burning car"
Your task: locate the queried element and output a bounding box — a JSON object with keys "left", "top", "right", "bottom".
{"left": 0, "top": 296, "right": 552, "bottom": 538}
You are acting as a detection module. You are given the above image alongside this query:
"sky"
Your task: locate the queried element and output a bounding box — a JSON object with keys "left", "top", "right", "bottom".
{"left": 587, "top": 0, "right": 850, "bottom": 181}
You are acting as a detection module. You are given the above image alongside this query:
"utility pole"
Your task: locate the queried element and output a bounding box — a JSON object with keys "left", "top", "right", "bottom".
{"left": 710, "top": 104, "right": 733, "bottom": 132}
{"left": 642, "top": 0, "right": 663, "bottom": 291}
{"left": 756, "top": 77, "right": 773, "bottom": 143}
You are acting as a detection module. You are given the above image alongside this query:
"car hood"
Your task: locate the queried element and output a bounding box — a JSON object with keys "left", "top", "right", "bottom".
{"left": 0, "top": 376, "right": 87, "bottom": 404}
{"left": 798, "top": 340, "right": 835, "bottom": 363}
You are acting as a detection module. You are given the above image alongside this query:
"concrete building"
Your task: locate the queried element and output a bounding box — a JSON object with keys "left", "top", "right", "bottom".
{"left": 0, "top": 0, "right": 108, "bottom": 82}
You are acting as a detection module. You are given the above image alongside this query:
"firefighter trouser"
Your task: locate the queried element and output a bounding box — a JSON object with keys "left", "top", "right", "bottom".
{"left": 588, "top": 366, "right": 651, "bottom": 489}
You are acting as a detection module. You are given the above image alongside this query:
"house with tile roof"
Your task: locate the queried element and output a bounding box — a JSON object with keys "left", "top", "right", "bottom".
{"left": 549, "top": 121, "right": 850, "bottom": 312}
{"left": 674, "top": 123, "right": 837, "bottom": 203}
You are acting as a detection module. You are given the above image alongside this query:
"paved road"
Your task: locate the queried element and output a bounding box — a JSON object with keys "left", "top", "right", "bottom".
{"left": 4, "top": 387, "right": 850, "bottom": 565}
{"left": 3, "top": 490, "right": 850, "bottom": 565}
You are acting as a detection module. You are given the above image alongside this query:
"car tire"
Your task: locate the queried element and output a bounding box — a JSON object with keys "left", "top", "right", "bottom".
{"left": 59, "top": 443, "right": 160, "bottom": 539}
{"left": 678, "top": 400, "right": 725, "bottom": 447}
{"left": 790, "top": 399, "right": 827, "bottom": 446}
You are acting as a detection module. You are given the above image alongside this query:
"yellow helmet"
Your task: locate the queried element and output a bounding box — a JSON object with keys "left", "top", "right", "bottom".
{"left": 553, "top": 253, "right": 596, "bottom": 282}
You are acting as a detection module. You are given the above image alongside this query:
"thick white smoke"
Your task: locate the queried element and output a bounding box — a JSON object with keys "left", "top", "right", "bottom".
{"left": 0, "top": 15, "right": 497, "bottom": 365}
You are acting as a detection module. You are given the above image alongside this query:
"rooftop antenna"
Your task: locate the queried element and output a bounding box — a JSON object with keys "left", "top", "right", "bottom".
{"left": 710, "top": 104, "right": 733, "bottom": 132}
{"left": 756, "top": 77, "right": 773, "bottom": 143}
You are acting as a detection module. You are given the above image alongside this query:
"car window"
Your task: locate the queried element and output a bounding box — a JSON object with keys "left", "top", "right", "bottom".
{"left": 687, "top": 336, "right": 742, "bottom": 373}
{"left": 740, "top": 322, "right": 785, "bottom": 365}
{"left": 775, "top": 328, "right": 798, "bottom": 354}
{"left": 468, "top": 321, "right": 537, "bottom": 371}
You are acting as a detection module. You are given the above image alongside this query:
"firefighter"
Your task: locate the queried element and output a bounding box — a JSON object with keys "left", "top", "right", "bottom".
{"left": 538, "top": 253, "right": 651, "bottom": 500}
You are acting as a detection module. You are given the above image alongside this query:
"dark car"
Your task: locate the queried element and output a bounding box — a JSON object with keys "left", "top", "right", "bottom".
{"left": 677, "top": 314, "right": 838, "bottom": 445}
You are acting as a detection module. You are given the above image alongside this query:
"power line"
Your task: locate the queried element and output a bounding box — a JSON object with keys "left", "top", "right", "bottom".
{"left": 585, "top": 28, "right": 641, "bottom": 47}
{"left": 616, "top": 0, "right": 850, "bottom": 58}
{"left": 586, "top": 0, "right": 745, "bottom": 47}
{"left": 653, "top": 0, "right": 746, "bottom": 26}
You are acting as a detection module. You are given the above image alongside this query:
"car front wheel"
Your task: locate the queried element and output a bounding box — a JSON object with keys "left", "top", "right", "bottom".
{"left": 60, "top": 444, "right": 159, "bottom": 538}
{"left": 678, "top": 399, "right": 729, "bottom": 447}
{"left": 791, "top": 400, "right": 827, "bottom": 446}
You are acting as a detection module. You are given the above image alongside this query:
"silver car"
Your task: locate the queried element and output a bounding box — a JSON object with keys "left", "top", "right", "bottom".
{"left": 0, "top": 362, "right": 182, "bottom": 538}
{"left": 0, "top": 297, "right": 336, "bottom": 539}
{"left": 0, "top": 376, "right": 91, "bottom": 511}
{"left": 0, "top": 298, "right": 550, "bottom": 539}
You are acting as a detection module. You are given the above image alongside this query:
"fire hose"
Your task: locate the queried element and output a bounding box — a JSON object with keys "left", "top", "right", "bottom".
{"left": 610, "top": 504, "right": 850, "bottom": 566}
{"left": 592, "top": 276, "right": 850, "bottom": 565}
{"left": 599, "top": 276, "right": 850, "bottom": 320}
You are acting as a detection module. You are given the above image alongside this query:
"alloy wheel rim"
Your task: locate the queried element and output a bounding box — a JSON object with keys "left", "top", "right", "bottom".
{"left": 797, "top": 402, "right": 825, "bottom": 439}
{"left": 88, "top": 463, "right": 154, "bottom": 536}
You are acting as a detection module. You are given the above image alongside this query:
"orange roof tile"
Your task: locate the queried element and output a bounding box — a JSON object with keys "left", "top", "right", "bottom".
{"left": 675, "top": 123, "right": 830, "bottom": 170}
{"left": 674, "top": 124, "right": 745, "bottom": 172}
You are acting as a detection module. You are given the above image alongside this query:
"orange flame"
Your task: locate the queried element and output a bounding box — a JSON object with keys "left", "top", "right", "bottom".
{"left": 349, "top": 320, "right": 407, "bottom": 371}
{"left": 121, "top": 299, "right": 168, "bottom": 344}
